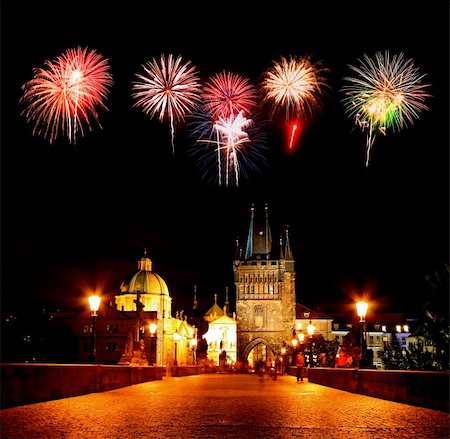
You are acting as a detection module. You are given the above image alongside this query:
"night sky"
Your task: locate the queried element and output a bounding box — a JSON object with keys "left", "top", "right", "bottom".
{"left": 2, "top": 2, "right": 448, "bottom": 318}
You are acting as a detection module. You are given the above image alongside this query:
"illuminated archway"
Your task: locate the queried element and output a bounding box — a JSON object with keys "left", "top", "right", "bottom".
{"left": 242, "top": 338, "right": 276, "bottom": 369}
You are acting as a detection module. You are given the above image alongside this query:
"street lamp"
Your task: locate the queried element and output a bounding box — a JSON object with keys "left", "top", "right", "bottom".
{"left": 149, "top": 322, "right": 157, "bottom": 365}
{"left": 88, "top": 295, "right": 101, "bottom": 364}
{"left": 291, "top": 338, "right": 298, "bottom": 365}
{"left": 356, "top": 301, "right": 368, "bottom": 367}
{"left": 173, "top": 332, "right": 181, "bottom": 366}
{"left": 307, "top": 320, "right": 316, "bottom": 367}
{"left": 190, "top": 338, "right": 197, "bottom": 365}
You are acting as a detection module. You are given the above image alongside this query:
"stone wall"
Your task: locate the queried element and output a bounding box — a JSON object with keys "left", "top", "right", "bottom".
{"left": 286, "top": 366, "right": 449, "bottom": 412}
{"left": 1, "top": 363, "right": 203, "bottom": 409}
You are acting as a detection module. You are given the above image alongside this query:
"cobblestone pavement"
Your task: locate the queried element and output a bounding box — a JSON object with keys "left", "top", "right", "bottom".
{"left": 1, "top": 373, "right": 449, "bottom": 438}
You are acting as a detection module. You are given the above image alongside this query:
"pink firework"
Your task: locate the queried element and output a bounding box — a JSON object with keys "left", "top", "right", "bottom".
{"left": 213, "top": 110, "right": 253, "bottom": 187}
{"left": 132, "top": 54, "right": 202, "bottom": 155}
{"left": 21, "top": 47, "right": 113, "bottom": 144}
{"left": 202, "top": 71, "right": 258, "bottom": 119}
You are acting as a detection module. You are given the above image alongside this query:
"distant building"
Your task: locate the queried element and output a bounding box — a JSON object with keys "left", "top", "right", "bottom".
{"left": 203, "top": 294, "right": 237, "bottom": 366}
{"left": 295, "top": 304, "right": 334, "bottom": 342}
{"left": 331, "top": 311, "right": 417, "bottom": 369}
{"left": 233, "top": 203, "right": 296, "bottom": 368}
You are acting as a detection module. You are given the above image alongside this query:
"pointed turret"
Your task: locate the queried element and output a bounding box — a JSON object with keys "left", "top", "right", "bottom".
{"left": 244, "top": 204, "right": 255, "bottom": 259}
{"left": 264, "top": 203, "right": 272, "bottom": 257}
{"left": 225, "top": 286, "right": 230, "bottom": 315}
{"left": 284, "top": 225, "right": 293, "bottom": 260}
{"left": 234, "top": 237, "right": 242, "bottom": 260}
{"left": 192, "top": 285, "right": 198, "bottom": 311}
{"left": 244, "top": 203, "right": 272, "bottom": 260}
{"left": 279, "top": 236, "right": 284, "bottom": 259}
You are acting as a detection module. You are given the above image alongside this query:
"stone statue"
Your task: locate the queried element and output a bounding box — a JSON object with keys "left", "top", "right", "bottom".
{"left": 118, "top": 293, "right": 149, "bottom": 366}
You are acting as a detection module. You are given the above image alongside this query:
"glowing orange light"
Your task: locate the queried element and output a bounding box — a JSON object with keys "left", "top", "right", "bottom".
{"left": 88, "top": 295, "right": 101, "bottom": 316}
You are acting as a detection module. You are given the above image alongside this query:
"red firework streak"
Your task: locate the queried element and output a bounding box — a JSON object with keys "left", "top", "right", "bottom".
{"left": 287, "top": 120, "right": 302, "bottom": 152}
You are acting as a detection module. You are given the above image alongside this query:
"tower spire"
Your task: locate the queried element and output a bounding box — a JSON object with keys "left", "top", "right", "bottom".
{"left": 234, "top": 237, "right": 241, "bottom": 259}
{"left": 279, "top": 235, "right": 284, "bottom": 259}
{"left": 193, "top": 285, "right": 198, "bottom": 310}
{"left": 225, "top": 286, "right": 229, "bottom": 314}
{"left": 285, "top": 225, "right": 293, "bottom": 259}
{"left": 244, "top": 204, "right": 255, "bottom": 259}
{"left": 264, "top": 203, "right": 272, "bottom": 258}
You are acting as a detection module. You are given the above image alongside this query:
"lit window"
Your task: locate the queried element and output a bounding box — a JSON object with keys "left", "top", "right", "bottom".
{"left": 396, "top": 325, "right": 401, "bottom": 332}
{"left": 403, "top": 325, "right": 409, "bottom": 332}
{"left": 382, "top": 325, "right": 386, "bottom": 332}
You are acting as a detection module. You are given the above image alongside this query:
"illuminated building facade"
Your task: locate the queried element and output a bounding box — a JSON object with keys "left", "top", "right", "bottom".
{"left": 233, "top": 204, "right": 296, "bottom": 368}
{"left": 53, "top": 251, "right": 197, "bottom": 366}
{"left": 114, "top": 250, "right": 197, "bottom": 366}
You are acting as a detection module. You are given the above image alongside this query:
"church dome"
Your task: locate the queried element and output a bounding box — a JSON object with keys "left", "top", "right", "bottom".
{"left": 119, "top": 251, "right": 169, "bottom": 296}
{"left": 128, "top": 270, "right": 169, "bottom": 296}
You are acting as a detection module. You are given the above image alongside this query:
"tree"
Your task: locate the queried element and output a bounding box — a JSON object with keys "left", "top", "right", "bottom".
{"left": 381, "top": 331, "right": 409, "bottom": 370}
{"left": 407, "top": 264, "right": 449, "bottom": 371}
{"left": 383, "top": 264, "right": 450, "bottom": 371}
{"left": 421, "top": 264, "right": 449, "bottom": 370}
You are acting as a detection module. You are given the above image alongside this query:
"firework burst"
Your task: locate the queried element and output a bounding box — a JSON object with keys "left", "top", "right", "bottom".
{"left": 20, "top": 47, "right": 113, "bottom": 144}
{"left": 341, "top": 50, "right": 431, "bottom": 167}
{"left": 188, "top": 108, "right": 268, "bottom": 187}
{"left": 260, "top": 55, "right": 329, "bottom": 151}
{"left": 260, "top": 55, "right": 329, "bottom": 120}
{"left": 132, "top": 54, "right": 202, "bottom": 155}
{"left": 202, "top": 71, "right": 258, "bottom": 119}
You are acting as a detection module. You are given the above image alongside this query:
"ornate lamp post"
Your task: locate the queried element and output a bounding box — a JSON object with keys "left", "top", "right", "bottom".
{"left": 88, "top": 295, "right": 101, "bottom": 364}
{"left": 291, "top": 337, "right": 298, "bottom": 365}
{"left": 306, "top": 320, "right": 316, "bottom": 367}
{"left": 356, "top": 301, "right": 368, "bottom": 367}
{"left": 149, "top": 322, "right": 157, "bottom": 365}
{"left": 173, "top": 332, "right": 180, "bottom": 366}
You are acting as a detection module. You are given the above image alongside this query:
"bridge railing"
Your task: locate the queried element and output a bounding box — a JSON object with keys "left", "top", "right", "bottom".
{"left": 286, "top": 365, "right": 449, "bottom": 412}
{"left": 1, "top": 363, "right": 205, "bottom": 409}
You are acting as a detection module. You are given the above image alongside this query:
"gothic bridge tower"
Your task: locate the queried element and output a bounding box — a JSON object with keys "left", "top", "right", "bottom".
{"left": 233, "top": 204, "right": 296, "bottom": 366}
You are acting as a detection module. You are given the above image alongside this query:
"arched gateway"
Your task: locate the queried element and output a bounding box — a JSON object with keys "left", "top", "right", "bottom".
{"left": 242, "top": 337, "right": 276, "bottom": 368}
{"left": 234, "top": 204, "right": 296, "bottom": 366}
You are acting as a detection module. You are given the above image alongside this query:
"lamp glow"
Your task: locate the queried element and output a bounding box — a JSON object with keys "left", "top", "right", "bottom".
{"left": 356, "top": 301, "right": 368, "bottom": 322}
{"left": 88, "top": 295, "right": 101, "bottom": 316}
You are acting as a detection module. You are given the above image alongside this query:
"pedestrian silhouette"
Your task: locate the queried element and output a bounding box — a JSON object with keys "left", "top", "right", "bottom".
{"left": 296, "top": 351, "right": 305, "bottom": 382}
